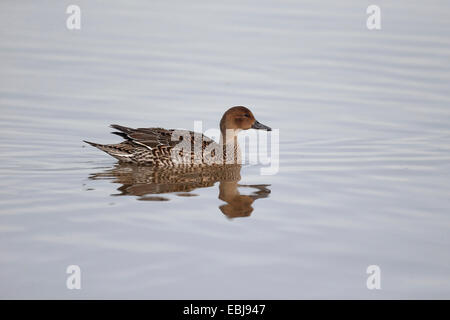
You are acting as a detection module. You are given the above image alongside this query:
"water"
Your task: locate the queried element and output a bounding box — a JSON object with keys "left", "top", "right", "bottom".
{"left": 1, "top": 0, "right": 450, "bottom": 299}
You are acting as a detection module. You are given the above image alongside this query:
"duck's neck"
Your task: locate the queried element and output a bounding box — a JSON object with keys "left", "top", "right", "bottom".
{"left": 220, "top": 129, "right": 242, "bottom": 164}
{"left": 220, "top": 129, "right": 241, "bottom": 146}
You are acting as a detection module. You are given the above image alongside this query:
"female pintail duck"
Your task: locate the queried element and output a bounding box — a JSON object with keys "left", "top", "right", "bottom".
{"left": 84, "top": 106, "right": 271, "bottom": 166}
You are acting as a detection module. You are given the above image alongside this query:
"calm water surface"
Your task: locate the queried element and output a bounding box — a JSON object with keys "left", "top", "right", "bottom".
{"left": 1, "top": 1, "right": 450, "bottom": 298}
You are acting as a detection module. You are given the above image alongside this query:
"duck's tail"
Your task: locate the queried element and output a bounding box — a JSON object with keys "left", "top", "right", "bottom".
{"left": 83, "top": 140, "right": 134, "bottom": 163}
{"left": 83, "top": 140, "right": 114, "bottom": 154}
{"left": 83, "top": 140, "right": 102, "bottom": 148}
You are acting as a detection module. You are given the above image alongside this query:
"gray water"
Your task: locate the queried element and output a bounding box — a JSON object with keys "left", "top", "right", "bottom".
{"left": 1, "top": 0, "right": 450, "bottom": 299}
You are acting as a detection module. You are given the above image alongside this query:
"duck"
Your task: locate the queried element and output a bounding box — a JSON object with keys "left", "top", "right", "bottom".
{"left": 84, "top": 106, "right": 271, "bottom": 166}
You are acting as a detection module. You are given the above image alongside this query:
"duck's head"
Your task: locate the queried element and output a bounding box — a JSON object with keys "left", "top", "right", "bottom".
{"left": 219, "top": 106, "right": 271, "bottom": 134}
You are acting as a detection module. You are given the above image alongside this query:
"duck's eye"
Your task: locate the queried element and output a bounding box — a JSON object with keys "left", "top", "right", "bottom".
{"left": 244, "top": 114, "right": 250, "bottom": 118}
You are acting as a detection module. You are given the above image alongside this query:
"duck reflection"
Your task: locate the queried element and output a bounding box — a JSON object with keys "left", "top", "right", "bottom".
{"left": 88, "top": 164, "right": 270, "bottom": 218}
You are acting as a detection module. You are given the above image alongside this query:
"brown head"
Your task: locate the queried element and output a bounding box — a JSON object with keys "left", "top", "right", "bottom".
{"left": 219, "top": 106, "right": 271, "bottom": 134}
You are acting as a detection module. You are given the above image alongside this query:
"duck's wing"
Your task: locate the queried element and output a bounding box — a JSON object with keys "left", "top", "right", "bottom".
{"left": 110, "top": 124, "right": 218, "bottom": 152}
{"left": 110, "top": 125, "right": 178, "bottom": 149}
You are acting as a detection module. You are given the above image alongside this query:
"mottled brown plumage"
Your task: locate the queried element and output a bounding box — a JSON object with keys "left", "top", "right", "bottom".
{"left": 84, "top": 106, "right": 271, "bottom": 166}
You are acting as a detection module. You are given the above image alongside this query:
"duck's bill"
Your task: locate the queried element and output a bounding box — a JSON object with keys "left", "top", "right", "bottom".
{"left": 252, "top": 120, "right": 272, "bottom": 131}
